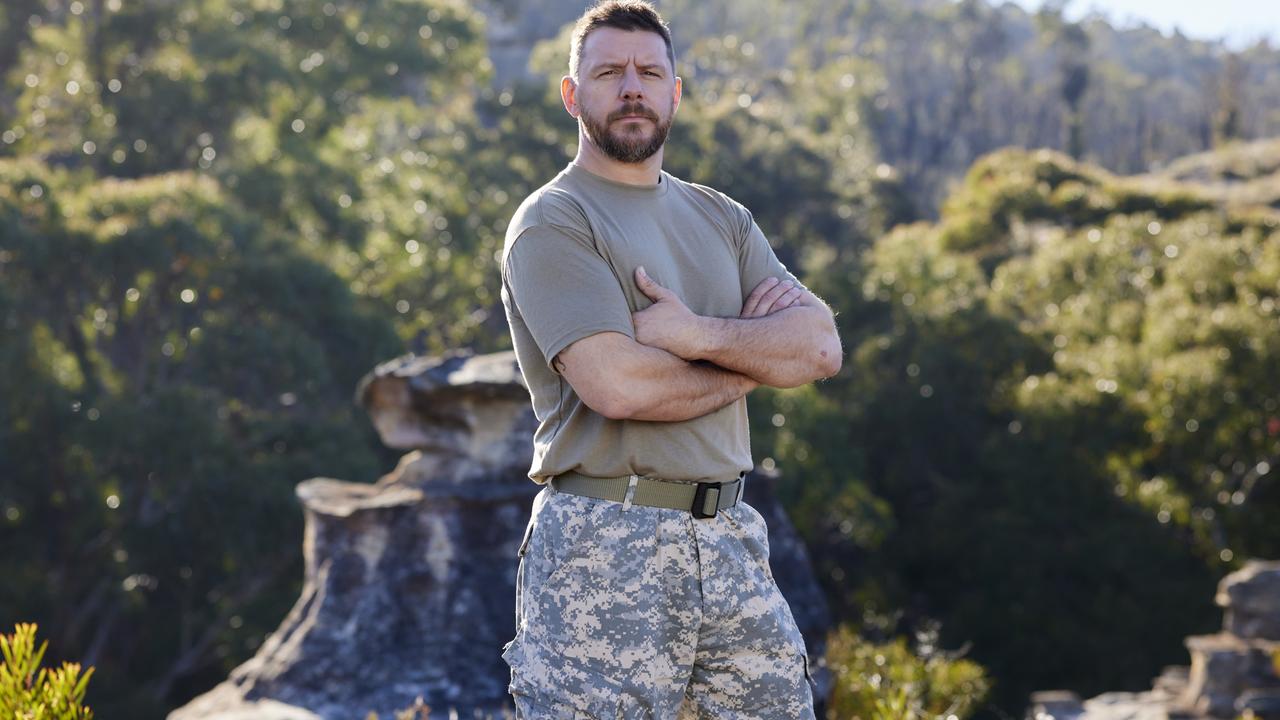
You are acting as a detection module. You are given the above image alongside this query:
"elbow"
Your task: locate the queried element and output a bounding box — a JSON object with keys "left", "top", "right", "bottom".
{"left": 808, "top": 309, "right": 842, "bottom": 380}
{"left": 817, "top": 339, "right": 842, "bottom": 378}
{"left": 580, "top": 385, "right": 639, "bottom": 420}
{"left": 769, "top": 338, "right": 843, "bottom": 389}
{"left": 806, "top": 320, "right": 843, "bottom": 381}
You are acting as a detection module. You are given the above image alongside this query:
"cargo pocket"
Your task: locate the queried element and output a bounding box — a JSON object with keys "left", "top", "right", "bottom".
{"left": 510, "top": 500, "right": 539, "bottom": 632}
{"left": 728, "top": 501, "right": 776, "bottom": 585}
{"left": 789, "top": 626, "right": 818, "bottom": 705}
{"left": 517, "top": 513, "right": 535, "bottom": 558}
{"left": 530, "top": 493, "right": 607, "bottom": 592}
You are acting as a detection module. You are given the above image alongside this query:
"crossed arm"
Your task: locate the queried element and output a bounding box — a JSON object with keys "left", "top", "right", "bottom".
{"left": 555, "top": 268, "right": 842, "bottom": 422}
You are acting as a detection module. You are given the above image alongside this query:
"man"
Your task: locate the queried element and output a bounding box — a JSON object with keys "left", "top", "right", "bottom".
{"left": 498, "top": 1, "right": 841, "bottom": 717}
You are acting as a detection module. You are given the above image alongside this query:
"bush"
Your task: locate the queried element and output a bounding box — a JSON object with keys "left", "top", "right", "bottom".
{"left": 826, "top": 622, "right": 990, "bottom": 720}
{"left": 0, "top": 623, "right": 95, "bottom": 720}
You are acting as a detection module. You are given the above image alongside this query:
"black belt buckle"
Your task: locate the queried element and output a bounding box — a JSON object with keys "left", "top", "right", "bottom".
{"left": 691, "top": 481, "right": 723, "bottom": 519}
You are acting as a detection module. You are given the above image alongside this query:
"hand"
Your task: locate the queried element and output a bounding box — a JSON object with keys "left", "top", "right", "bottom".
{"left": 740, "top": 276, "right": 802, "bottom": 318}
{"left": 633, "top": 266, "right": 706, "bottom": 359}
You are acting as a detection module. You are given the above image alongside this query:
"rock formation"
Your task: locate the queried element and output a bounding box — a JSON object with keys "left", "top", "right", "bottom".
{"left": 1027, "top": 561, "right": 1280, "bottom": 720}
{"left": 169, "top": 350, "right": 832, "bottom": 719}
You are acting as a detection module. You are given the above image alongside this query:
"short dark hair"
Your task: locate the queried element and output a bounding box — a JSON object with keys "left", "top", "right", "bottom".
{"left": 569, "top": 1, "right": 676, "bottom": 79}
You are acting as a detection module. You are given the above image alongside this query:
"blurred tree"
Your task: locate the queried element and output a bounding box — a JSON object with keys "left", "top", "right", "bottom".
{"left": 0, "top": 157, "right": 405, "bottom": 715}
{"left": 769, "top": 147, "right": 1269, "bottom": 713}
{"left": 0, "top": 1, "right": 44, "bottom": 105}
{"left": 0, "top": 0, "right": 507, "bottom": 715}
{"left": 1214, "top": 52, "right": 1245, "bottom": 146}
{"left": 1036, "top": 4, "right": 1091, "bottom": 160}
{"left": 2, "top": 0, "right": 508, "bottom": 353}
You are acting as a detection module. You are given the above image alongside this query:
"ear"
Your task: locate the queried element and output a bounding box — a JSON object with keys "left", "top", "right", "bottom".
{"left": 672, "top": 75, "right": 682, "bottom": 116}
{"left": 561, "top": 75, "right": 579, "bottom": 118}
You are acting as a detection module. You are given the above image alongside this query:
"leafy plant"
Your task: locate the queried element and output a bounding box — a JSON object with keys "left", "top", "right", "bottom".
{"left": 825, "top": 622, "right": 990, "bottom": 720}
{"left": 0, "top": 623, "right": 95, "bottom": 720}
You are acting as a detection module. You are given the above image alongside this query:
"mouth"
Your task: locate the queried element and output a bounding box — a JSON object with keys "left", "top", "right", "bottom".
{"left": 610, "top": 105, "right": 658, "bottom": 123}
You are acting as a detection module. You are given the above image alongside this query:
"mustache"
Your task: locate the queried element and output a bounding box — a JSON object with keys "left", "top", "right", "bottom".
{"left": 607, "top": 103, "right": 659, "bottom": 122}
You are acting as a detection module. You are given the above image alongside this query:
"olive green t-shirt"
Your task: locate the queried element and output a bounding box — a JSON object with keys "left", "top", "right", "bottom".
{"left": 500, "top": 161, "right": 801, "bottom": 484}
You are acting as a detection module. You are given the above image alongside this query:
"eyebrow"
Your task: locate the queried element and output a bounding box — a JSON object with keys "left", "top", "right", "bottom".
{"left": 589, "top": 61, "right": 667, "bottom": 74}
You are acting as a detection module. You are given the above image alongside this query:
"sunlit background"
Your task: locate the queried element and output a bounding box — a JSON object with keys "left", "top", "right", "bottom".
{"left": 1009, "top": 0, "right": 1280, "bottom": 49}
{"left": 2, "top": 0, "right": 1279, "bottom": 718}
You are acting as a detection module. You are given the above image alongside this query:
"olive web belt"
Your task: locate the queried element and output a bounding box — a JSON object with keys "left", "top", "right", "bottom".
{"left": 550, "top": 470, "right": 747, "bottom": 520}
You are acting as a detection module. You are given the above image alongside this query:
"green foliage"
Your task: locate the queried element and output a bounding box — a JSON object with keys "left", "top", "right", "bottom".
{"left": 0, "top": 623, "right": 95, "bottom": 720}
{"left": 750, "top": 147, "right": 1259, "bottom": 713}
{"left": 0, "top": 0, "right": 513, "bottom": 714}
{"left": 936, "top": 148, "right": 1216, "bottom": 271}
{"left": 1, "top": 0, "right": 507, "bottom": 354}
{"left": 987, "top": 182, "right": 1280, "bottom": 565}
{"left": 0, "top": 156, "right": 402, "bottom": 716}
{"left": 825, "top": 623, "right": 989, "bottom": 720}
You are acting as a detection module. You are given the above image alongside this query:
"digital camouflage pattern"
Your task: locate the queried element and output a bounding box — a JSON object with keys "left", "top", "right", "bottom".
{"left": 502, "top": 484, "right": 816, "bottom": 719}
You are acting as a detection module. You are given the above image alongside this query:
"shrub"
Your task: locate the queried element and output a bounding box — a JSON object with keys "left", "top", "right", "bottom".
{"left": 0, "top": 623, "right": 95, "bottom": 720}
{"left": 826, "top": 623, "right": 990, "bottom": 720}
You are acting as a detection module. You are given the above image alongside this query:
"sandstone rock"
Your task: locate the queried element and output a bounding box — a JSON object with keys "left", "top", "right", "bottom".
{"left": 1219, "top": 562, "right": 1280, "bottom": 642}
{"left": 1027, "top": 689, "right": 1084, "bottom": 719}
{"left": 1029, "top": 560, "right": 1280, "bottom": 720}
{"left": 1184, "top": 633, "right": 1280, "bottom": 717}
{"left": 1237, "top": 689, "right": 1280, "bottom": 719}
{"left": 1078, "top": 690, "right": 1196, "bottom": 720}
{"left": 1153, "top": 666, "right": 1190, "bottom": 699}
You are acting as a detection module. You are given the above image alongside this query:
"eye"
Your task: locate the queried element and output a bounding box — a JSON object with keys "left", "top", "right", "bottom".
{"left": 598, "top": 69, "right": 617, "bottom": 77}
{"left": 644, "top": 71, "right": 661, "bottom": 77}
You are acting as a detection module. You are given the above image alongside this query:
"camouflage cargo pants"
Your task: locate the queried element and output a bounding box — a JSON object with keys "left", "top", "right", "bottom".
{"left": 501, "top": 482, "right": 817, "bottom": 719}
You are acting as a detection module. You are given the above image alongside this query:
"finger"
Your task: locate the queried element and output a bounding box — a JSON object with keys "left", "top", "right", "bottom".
{"left": 634, "top": 266, "right": 669, "bottom": 302}
{"left": 740, "top": 277, "right": 780, "bottom": 317}
{"left": 751, "top": 279, "right": 794, "bottom": 317}
{"left": 762, "top": 286, "right": 803, "bottom": 315}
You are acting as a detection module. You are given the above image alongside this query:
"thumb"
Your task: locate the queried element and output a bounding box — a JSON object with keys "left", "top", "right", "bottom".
{"left": 635, "top": 266, "right": 670, "bottom": 301}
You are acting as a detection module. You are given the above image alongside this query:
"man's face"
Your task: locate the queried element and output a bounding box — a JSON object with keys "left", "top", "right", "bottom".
{"left": 569, "top": 27, "right": 681, "bottom": 164}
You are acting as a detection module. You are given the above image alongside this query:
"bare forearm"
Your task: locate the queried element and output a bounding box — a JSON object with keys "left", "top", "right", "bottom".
{"left": 616, "top": 344, "right": 759, "bottom": 422}
{"left": 556, "top": 331, "right": 757, "bottom": 422}
{"left": 695, "top": 305, "right": 842, "bottom": 388}
{"left": 627, "top": 266, "right": 840, "bottom": 392}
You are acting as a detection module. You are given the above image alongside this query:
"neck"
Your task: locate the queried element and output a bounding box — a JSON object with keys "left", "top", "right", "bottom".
{"left": 573, "top": 129, "right": 664, "bottom": 186}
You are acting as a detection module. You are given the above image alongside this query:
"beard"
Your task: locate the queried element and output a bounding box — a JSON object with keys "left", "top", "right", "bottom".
{"left": 580, "top": 101, "right": 673, "bottom": 164}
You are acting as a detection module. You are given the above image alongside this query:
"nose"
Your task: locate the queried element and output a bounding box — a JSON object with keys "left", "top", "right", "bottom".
{"left": 619, "top": 65, "right": 644, "bottom": 101}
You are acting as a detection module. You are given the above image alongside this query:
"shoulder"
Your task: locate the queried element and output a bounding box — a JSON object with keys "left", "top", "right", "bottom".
{"left": 503, "top": 174, "right": 594, "bottom": 263}
{"left": 506, "top": 173, "right": 590, "bottom": 238}
{"left": 665, "top": 172, "right": 753, "bottom": 236}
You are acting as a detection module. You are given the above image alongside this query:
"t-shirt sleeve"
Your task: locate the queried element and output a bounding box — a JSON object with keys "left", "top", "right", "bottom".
{"left": 503, "top": 224, "right": 635, "bottom": 374}
{"left": 734, "top": 203, "right": 806, "bottom": 301}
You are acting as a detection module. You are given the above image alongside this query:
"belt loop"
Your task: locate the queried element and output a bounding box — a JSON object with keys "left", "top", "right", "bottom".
{"left": 622, "top": 474, "right": 639, "bottom": 511}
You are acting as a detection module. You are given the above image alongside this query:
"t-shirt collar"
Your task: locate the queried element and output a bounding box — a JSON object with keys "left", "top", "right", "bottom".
{"left": 566, "top": 161, "right": 670, "bottom": 197}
